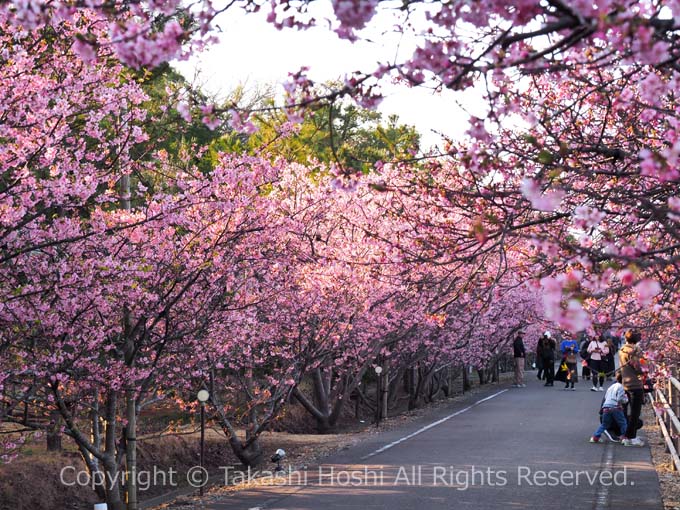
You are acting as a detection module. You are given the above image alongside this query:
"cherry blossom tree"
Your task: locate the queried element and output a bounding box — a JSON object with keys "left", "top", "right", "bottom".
{"left": 257, "top": 163, "right": 430, "bottom": 432}
{"left": 2, "top": 141, "right": 279, "bottom": 508}
{"left": 6, "top": 4, "right": 680, "bottom": 509}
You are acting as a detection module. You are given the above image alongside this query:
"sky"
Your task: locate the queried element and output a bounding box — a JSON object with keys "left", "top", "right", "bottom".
{"left": 173, "top": 2, "right": 484, "bottom": 149}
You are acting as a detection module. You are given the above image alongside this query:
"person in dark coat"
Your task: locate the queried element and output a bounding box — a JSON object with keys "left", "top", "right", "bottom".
{"left": 536, "top": 335, "right": 546, "bottom": 380}
{"left": 580, "top": 334, "right": 591, "bottom": 381}
{"left": 541, "top": 332, "right": 556, "bottom": 386}
{"left": 513, "top": 333, "right": 526, "bottom": 388}
{"left": 604, "top": 336, "right": 616, "bottom": 380}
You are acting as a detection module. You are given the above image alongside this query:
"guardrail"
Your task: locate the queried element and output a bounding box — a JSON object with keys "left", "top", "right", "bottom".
{"left": 653, "top": 374, "right": 680, "bottom": 472}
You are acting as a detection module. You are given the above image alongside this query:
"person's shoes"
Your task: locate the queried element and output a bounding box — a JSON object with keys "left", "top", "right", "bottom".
{"left": 511, "top": 384, "right": 519, "bottom": 387}
{"left": 598, "top": 387, "right": 605, "bottom": 391}
{"left": 591, "top": 386, "right": 598, "bottom": 391}
{"left": 589, "top": 436, "right": 600, "bottom": 443}
{"left": 571, "top": 387, "right": 576, "bottom": 391}
{"left": 564, "top": 386, "right": 570, "bottom": 390}
{"left": 544, "top": 382, "right": 551, "bottom": 386}
{"left": 520, "top": 384, "right": 526, "bottom": 387}
{"left": 622, "top": 437, "right": 645, "bottom": 447}
{"left": 603, "top": 430, "right": 620, "bottom": 442}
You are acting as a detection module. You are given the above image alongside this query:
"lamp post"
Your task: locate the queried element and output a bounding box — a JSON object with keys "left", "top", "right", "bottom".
{"left": 197, "top": 389, "right": 210, "bottom": 496}
{"left": 374, "top": 366, "right": 383, "bottom": 427}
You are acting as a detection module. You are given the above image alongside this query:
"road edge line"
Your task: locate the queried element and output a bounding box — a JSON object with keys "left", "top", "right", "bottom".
{"left": 360, "top": 389, "right": 508, "bottom": 460}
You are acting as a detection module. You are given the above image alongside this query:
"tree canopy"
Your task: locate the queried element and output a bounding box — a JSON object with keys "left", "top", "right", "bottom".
{"left": 1, "top": 2, "right": 679, "bottom": 508}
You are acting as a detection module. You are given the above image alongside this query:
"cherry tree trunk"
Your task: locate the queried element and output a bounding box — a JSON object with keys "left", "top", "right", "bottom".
{"left": 46, "top": 409, "right": 62, "bottom": 452}
{"left": 102, "top": 456, "right": 125, "bottom": 510}
{"left": 126, "top": 392, "right": 138, "bottom": 510}
{"left": 407, "top": 367, "right": 419, "bottom": 410}
{"left": 229, "top": 436, "right": 263, "bottom": 467}
{"left": 292, "top": 369, "right": 352, "bottom": 433}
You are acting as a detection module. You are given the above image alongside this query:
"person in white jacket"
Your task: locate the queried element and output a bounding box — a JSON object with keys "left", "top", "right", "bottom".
{"left": 588, "top": 333, "right": 610, "bottom": 391}
{"left": 590, "top": 372, "right": 628, "bottom": 443}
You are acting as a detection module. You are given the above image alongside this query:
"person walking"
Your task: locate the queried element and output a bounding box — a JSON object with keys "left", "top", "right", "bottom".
{"left": 560, "top": 336, "right": 579, "bottom": 390}
{"left": 590, "top": 371, "right": 628, "bottom": 443}
{"left": 604, "top": 336, "right": 616, "bottom": 380}
{"left": 619, "top": 329, "right": 646, "bottom": 446}
{"left": 536, "top": 334, "right": 546, "bottom": 380}
{"left": 588, "top": 333, "right": 610, "bottom": 391}
{"left": 541, "top": 332, "right": 556, "bottom": 386}
{"left": 513, "top": 333, "right": 526, "bottom": 388}
{"left": 579, "top": 334, "right": 591, "bottom": 381}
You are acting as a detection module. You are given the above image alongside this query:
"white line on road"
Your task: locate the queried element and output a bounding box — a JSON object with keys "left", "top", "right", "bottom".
{"left": 360, "top": 389, "right": 508, "bottom": 460}
{"left": 595, "top": 444, "right": 615, "bottom": 510}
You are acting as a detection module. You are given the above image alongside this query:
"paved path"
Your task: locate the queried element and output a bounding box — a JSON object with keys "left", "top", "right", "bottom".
{"left": 205, "top": 374, "right": 663, "bottom": 510}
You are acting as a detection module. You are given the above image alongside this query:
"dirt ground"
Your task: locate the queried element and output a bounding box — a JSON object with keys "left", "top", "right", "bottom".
{"left": 643, "top": 404, "right": 680, "bottom": 510}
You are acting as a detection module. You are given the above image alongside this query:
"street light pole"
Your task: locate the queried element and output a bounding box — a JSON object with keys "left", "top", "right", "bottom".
{"left": 200, "top": 402, "right": 205, "bottom": 495}
{"left": 374, "top": 366, "right": 383, "bottom": 427}
{"left": 197, "top": 389, "right": 210, "bottom": 497}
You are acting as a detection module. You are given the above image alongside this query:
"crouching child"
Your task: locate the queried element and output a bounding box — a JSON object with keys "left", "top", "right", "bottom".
{"left": 590, "top": 372, "right": 628, "bottom": 443}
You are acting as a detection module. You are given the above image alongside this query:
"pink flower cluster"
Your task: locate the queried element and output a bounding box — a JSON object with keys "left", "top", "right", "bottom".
{"left": 520, "top": 178, "right": 565, "bottom": 212}
{"left": 331, "top": 0, "right": 378, "bottom": 40}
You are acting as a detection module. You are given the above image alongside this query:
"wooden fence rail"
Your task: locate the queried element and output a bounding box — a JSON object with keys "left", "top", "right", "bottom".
{"left": 653, "top": 373, "right": 680, "bottom": 472}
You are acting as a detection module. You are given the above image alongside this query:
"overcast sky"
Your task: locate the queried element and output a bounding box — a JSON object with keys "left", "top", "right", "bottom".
{"left": 174, "top": 2, "right": 485, "bottom": 149}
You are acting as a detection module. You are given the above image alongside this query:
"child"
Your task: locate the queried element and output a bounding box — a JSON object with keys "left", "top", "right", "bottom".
{"left": 589, "top": 372, "right": 628, "bottom": 443}
{"left": 560, "top": 337, "right": 579, "bottom": 390}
